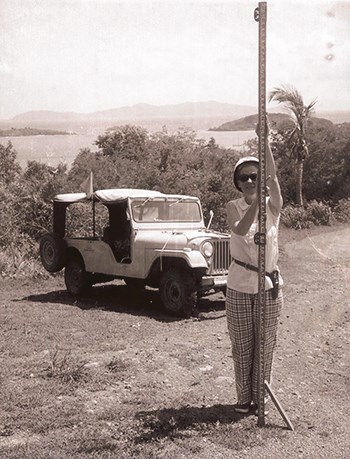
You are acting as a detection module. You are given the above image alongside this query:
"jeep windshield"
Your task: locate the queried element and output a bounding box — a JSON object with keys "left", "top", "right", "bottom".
{"left": 130, "top": 198, "right": 202, "bottom": 223}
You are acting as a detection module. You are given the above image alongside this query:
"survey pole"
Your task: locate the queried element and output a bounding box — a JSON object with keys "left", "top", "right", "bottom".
{"left": 254, "top": 2, "right": 294, "bottom": 431}
{"left": 254, "top": 1, "right": 268, "bottom": 428}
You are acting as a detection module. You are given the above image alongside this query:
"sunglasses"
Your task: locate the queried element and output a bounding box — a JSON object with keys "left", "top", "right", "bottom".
{"left": 238, "top": 172, "right": 258, "bottom": 182}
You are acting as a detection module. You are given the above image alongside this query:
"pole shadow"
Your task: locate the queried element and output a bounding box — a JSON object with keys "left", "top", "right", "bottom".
{"left": 134, "top": 403, "right": 249, "bottom": 443}
{"left": 135, "top": 403, "right": 288, "bottom": 444}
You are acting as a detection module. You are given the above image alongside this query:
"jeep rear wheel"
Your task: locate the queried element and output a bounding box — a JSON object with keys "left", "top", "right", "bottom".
{"left": 64, "top": 257, "right": 92, "bottom": 297}
{"left": 159, "top": 268, "right": 197, "bottom": 317}
{"left": 40, "top": 233, "right": 67, "bottom": 273}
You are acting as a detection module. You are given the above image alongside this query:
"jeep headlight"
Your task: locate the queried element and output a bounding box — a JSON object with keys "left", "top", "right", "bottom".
{"left": 201, "top": 241, "right": 214, "bottom": 258}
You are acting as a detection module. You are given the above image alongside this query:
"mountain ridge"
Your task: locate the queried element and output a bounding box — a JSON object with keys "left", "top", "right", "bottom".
{"left": 6, "top": 102, "right": 350, "bottom": 130}
{"left": 10, "top": 101, "right": 256, "bottom": 122}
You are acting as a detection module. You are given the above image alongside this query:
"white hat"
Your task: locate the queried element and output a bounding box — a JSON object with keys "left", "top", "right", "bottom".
{"left": 233, "top": 156, "right": 259, "bottom": 191}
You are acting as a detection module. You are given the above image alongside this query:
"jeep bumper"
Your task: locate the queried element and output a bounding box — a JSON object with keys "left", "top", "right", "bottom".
{"left": 200, "top": 275, "right": 227, "bottom": 291}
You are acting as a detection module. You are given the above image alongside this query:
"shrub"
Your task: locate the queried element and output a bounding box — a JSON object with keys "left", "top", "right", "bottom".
{"left": 333, "top": 198, "right": 350, "bottom": 222}
{"left": 281, "top": 201, "right": 336, "bottom": 229}
{"left": 280, "top": 205, "right": 311, "bottom": 229}
{"left": 305, "top": 200, "right": 334, "bottom": 226}
{"left": 0, "top": 235, "right": 49, "bottom": 278}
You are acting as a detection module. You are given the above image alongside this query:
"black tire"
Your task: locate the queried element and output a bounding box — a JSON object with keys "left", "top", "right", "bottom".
{"left": 159, "top": 267, "right": 197, "bottom": 317}
{"left": 64, "top": 257, "right": 92, "bottom": 297}
{"left": 40, "top": 233, "right": 67, "bottom": 273}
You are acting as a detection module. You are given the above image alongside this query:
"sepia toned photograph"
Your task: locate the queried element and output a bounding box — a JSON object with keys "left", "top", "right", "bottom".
{"left": 0, "top": 0, "right": 349, "bottom": 457}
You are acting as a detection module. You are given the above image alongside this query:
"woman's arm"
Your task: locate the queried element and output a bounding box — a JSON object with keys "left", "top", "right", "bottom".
{"left": 265, "top": 120, "right": 283, "bottom": 216}
{"left": 266, "top": 140, "right": 283, "bottom": 216}
{"left": 227, "top": 199, "right": 259, "bottom": 236}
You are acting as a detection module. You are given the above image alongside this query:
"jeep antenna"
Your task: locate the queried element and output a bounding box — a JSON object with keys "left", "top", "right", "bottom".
{"left": 254, "top": 1, "right": 294, "bottom": 430}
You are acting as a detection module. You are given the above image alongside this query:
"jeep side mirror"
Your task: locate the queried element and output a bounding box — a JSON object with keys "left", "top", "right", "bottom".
{"left": 207, "top": 210, "right": 214, "bottom": 230}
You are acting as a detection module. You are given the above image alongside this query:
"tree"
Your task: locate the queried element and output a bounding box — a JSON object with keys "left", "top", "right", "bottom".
{"left": 95, "top": 124, "right": 148, "bottom": 161}
{"left": 0, "top": 141, "right": 21, "bottom": 186}
{"left": 269, "top": 86, "right": 317, "bottom": 206}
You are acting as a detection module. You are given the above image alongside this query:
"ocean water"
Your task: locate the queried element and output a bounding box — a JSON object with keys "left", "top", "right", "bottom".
{"left": 1, "top": 129, "right": 256, "bottom": 169}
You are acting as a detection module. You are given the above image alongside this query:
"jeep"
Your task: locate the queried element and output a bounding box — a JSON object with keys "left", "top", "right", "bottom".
{"left": 40, "top": 188, "right": 231, "bottom": 316}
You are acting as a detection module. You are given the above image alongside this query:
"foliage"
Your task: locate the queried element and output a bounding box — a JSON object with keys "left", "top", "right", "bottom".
{"left": 95, "top": 124, "right": 148, "bottom": 160}
{"left": 65, "top": 202, "right": 109, "bottom": 238}
{"left": 272, "top": 119, "right": 350, "bottom": 204}
{"left": 0, "top": 142, "right": 69, "bottom": 277}
{"left": 333, "top": 198, "right": 350, "bottom": 222}
{"left": 281, "top": 200, "right": 337, "bottom": 229}
{"left": 269, "top": 85, "right": 317, "bottom": 206}
{"left": 0, "top": 141, "right": 22, "bottom": 185}
{"left": 305, "top": 200, "right": 335, "bottom": 226}
{"left": 0, "top": 127, "right": 72, "bottom": 137}
{"left": 281, "top": 205, "right": 312, "bottom": 229}
{"left": 211, "top": 112, "right": 290, "bottom": 132}
{"left": 1, "top": 118, "right": 350, "bottom": 278}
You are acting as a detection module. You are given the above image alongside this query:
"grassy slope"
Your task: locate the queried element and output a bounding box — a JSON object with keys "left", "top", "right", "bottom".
{"left": 0, "top": 224, "right": 349, "bottom": 458}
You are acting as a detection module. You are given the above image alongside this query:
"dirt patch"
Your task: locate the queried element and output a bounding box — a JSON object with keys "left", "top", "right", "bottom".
{"left": 0, "top": 224, "right": 349, "bottom": 458}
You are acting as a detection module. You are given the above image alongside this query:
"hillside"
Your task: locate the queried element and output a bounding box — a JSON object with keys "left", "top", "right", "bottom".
{"left": 6, "top": 102, "right": 350, "bottom": 134}
{"left": 210, "top": 113, "right": 335, "bottom": 131}
{"left": 10, "top": 102, "right": 256, "bottom": 123}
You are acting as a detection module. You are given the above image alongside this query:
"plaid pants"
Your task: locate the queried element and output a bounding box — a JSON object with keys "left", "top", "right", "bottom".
{"left": 225, "top": 287, "right": 283, "bottom": 404}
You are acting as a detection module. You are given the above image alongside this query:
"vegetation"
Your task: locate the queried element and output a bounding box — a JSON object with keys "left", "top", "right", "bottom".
{"left": 269, "top": 86, "right": 317, "bottom": 206}
{"left": 1, "top": 110, "right": 350, "bottom": 278}
{"left": 209, "top": 112, "right": 290, "bottom": 131}
{"left": 0, "top": 127, "right": 75, "bottom": 136}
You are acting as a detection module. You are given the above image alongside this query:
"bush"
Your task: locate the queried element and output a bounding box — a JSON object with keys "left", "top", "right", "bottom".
{"left": 281, "top": 201, "right": 335, "bottom": 229}
{"left": 333, "top": 198, "right": 350, "bottom": 222}
{"left": 305, "top": 200, "right": 335, "bottom": 226}
{"left": 281, "top": 205, "right": 312, "bottom": 229}
{"left": 0, "top": 236, "right": 48, "bottom": 279}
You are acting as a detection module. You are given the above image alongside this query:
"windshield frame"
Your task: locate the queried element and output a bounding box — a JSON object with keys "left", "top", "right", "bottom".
{"left": 129, "top": 197, "right": 203, "bottom": 224}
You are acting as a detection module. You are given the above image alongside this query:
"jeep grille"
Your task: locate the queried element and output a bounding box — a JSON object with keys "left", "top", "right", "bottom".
{"left": 208, "top": 239, "right": 231, "bottom": 275}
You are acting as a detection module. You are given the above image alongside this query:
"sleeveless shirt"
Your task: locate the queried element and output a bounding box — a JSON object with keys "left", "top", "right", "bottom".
{"left": 227, "top": 196, "right": 283, "bottom": 293}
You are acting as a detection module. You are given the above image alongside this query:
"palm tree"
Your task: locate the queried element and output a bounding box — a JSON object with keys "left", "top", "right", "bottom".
{"left": 268, "top": 86, "right": 317, "bottom": 206}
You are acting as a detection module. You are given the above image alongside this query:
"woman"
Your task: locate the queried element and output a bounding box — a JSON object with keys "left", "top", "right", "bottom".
{"left": 226, "top": 133, "right": 283, "bottom": 414}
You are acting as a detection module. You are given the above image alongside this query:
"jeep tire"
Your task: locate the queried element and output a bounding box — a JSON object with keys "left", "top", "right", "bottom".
{"left": 40, "top": 233, "right": 67, "bottom": 273}
{"left": 159, "top": 267, "right": 197, "bottom": 317}
{"left": 64, "top": 256, "right": 92, "bottom": 296}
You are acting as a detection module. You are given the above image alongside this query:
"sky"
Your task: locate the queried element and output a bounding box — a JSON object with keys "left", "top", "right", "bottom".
{"left": 0, "top": 0, "right": 349, "bottom": 119}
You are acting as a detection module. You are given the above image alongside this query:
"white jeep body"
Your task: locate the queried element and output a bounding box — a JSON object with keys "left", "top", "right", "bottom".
{"left": 40, "top": 188, "right": 231, "bottom": 316}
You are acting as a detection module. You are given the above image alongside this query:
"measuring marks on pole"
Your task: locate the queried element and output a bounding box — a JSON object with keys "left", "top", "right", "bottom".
{"left": 254, "top": 0, "right": 268, "bottom": 428}
{"left": 254, "top": 2, "right": 294, "bottom": 431}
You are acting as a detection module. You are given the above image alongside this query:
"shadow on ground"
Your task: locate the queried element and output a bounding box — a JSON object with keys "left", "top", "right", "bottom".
{"left": 135, "top": 403, "right": 242, "bottom": 442}
{"left": 14, "top": 283, "right": 226, "bottom": 322}
{"left": 135, "top": 403, "right": 287, "bottom": 444}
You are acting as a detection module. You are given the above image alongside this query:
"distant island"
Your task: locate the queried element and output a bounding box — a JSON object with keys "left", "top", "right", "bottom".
{"left": 0, "top": 127, "right": 76, "bottom": 137}
{"left": 209, "top": 113, "right": 290, "bottom": 131}
{"left": 209, "top": 112, "right": 336, "bottom": 132}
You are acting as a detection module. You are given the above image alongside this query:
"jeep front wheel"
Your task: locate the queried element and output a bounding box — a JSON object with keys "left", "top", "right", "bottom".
{"left": 64, "top": 257, "right": 92, "bottom": 297}
{"left": 159, "top": 268, "right": 197, "bottom": 317}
